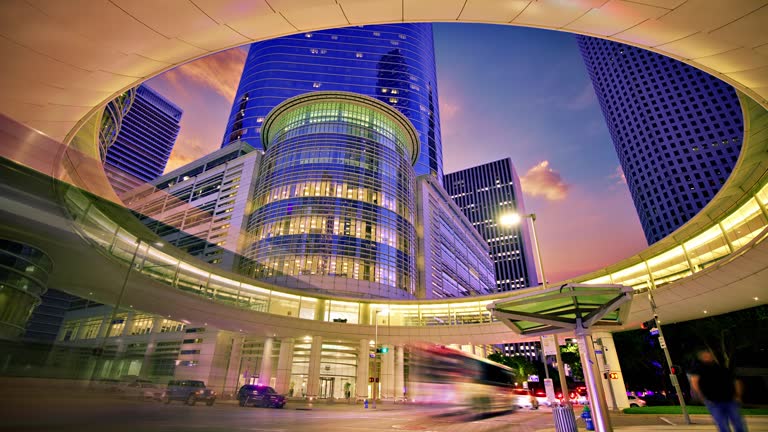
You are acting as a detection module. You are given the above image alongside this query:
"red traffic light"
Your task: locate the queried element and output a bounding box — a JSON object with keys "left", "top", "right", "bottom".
{"left": 640, "top": 319, "right": 656, "bottom": 330}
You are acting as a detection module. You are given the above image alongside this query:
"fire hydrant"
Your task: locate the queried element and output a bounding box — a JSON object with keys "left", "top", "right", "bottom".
{"left": 581, "top": 406, "right": 594, "bottom": 431}
{"left": 364, "top": 399, "right": 369, "bottom": 409}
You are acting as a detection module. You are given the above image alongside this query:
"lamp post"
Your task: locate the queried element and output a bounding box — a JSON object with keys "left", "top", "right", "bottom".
{"left": 90, "top": 238, "right": 162, "bottom": 381}
{"left": 373, "top": 308, "right": 388, "bottom": 408}
{"left": 500, "top": 212, "right": 570, "bottom": 406}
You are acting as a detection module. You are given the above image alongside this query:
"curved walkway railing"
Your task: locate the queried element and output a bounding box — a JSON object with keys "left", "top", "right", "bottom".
{"left": 60, "top": 94, "right": 768, "bottom": 329}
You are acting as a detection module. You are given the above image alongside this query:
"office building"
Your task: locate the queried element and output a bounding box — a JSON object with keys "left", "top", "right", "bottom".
{"left": 221, "top": 24, "right": 443, "bottom": 182}
{"left": 444, "top": 159, "right": 537, "bottom": 291}
{"left": 123, "top": 141, "right": 261, "bottom": 271}
{"left": 576, "top": 36, "right": 744, "bottom": 244}
{"left": 415, "top": 175, "right": 496, "bottom": 299}
{"left": 243, "top": 92, "right": 419, "bottom": 299}
{"left": 104, "top": 84, "right": 183, "bottom": 195}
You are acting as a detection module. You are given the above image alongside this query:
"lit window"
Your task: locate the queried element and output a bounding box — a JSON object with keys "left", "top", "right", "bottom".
{"left": 355, "top": 52, "right": 363, "bottom": 58}
{"left": 331, "top": 35, "right": 338, "bottom": 40}
{"left": 391, "top": 40, "right": 399, "bottom": 46}
{"left": 399, "top": 34, "right": 406, "bottom": 40}
{"left": 373, "top": 32, "right": 380, "bottom": 36}
{"left": 390, "top": 89, "right": 399, "bottom": 95}
{"left": 381, "top": 88, "right": 388, "bottom": 93}
{"left": 310, "top": 48, "right": 319, "bottom": 54}
{"left": 305, "top": 33, "right": 312, "bottom": 38}
{"left": 256, "top": 117, "right": 264, "bottom": 123}
{"left": 313, "top": 82, "right": 321, "bottom": 88}
{"left": 388, "top": 98, "right": 398, "bottom": 104}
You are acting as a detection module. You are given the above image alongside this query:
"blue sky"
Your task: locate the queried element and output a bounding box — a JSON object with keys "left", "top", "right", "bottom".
{"left": 148, "top": 23, "right": 648, "bottom": 282}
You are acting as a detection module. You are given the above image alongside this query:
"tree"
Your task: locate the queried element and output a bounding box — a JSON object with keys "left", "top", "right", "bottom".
{"left": 488, "top": 352, "right": 538, "bottom": 382}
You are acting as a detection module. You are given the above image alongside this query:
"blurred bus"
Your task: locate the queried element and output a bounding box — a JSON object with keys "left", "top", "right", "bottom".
{"left": 408, "top": 344, "right": 516, "bottom": 413}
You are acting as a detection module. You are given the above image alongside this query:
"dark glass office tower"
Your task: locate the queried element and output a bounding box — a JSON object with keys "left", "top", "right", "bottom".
{"left": 221, "top": 24, "right": 443, "bottom": 182}
{"left": 444, "top": 159, "right": 537, "bottom": 291}
{"left": 104, "top": 84, "right": 183, "bottom": 195}
{"left": 576, "top": 36, "right": 744, "bottom": 244}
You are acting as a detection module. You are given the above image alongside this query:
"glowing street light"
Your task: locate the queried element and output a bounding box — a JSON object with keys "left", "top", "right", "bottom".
{"left": 498, "top": 212, "right": 570, "bottom": 406}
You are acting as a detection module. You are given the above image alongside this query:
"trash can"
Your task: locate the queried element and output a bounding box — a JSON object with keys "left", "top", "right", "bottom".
{"left": 552, "top": 404, "right": 578, "bottom": 432}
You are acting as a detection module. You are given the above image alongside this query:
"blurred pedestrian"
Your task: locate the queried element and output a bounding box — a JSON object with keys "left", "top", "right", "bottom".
{"left": 689, "top": 350, "right": 747, "bottom": 432}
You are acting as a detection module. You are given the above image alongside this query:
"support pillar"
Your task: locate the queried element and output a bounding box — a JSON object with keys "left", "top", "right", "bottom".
{"left": 395, "top": 345, "right": 405, "bottom": 399}
{"left": 222, "top": 335, "right": 244, "bottom": 396}
{"left": 356, "top": 339, "right": 370, "bottom": 401}
{"left": 307, "top": 335, "right": 322, "bottom": 399}
{"left": 381, "top": 344, "right": 394, "bottom": 399}
{"left": 139, "top": 316, "right": 164, "bottom": 378}
{"left": 576, "top": 327, "right": 613, "bottom": 432}
{"left": 259, "top": 337, "right": 274, "bottom": 386}
{"left": 593, "top": 331, "right": 629, "bottom": 409}
{"left": 275, "top": 338, "right": 294, "bottom": 395}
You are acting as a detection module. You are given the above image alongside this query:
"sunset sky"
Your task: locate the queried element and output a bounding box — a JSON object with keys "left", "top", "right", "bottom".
{"left": 146, "top": 23, "right": 648, "bottom": 283}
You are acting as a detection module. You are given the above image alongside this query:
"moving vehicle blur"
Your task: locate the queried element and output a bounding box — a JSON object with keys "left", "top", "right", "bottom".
{"left": 408, "top": 344, "right": 516, "bottom": 414}
{"left": 511, "top": 388, "right": 539, "bottom": 410}
{"left": 627, "top": 395, "right": 646, "bottom": 407}
{"left": 237, "top": 385, "right": 286, "bottom": 408}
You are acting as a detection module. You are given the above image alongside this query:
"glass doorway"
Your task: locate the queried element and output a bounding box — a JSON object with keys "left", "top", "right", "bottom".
{"left": 319, "top": 377, "right": 335, "bottom": 399}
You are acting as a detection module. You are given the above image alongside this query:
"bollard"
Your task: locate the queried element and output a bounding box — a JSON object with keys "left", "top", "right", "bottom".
{"left": 364, "top": 399, "right": 368, "bottom": 409}
{"left": 581, "top": 406, "right": 595, "bottom": 431}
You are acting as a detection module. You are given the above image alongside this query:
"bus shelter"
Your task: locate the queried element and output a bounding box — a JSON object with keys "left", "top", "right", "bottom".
{"left": 487, "top": 283, "right": 634, "bottom": 432}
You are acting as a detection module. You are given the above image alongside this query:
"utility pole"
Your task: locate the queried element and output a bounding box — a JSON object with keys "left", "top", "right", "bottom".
{"left": 647, "top": 289, "right": 691, "bottom": 424}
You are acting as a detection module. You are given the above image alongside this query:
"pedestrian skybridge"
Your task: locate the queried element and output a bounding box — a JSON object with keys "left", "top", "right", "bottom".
{"left": 1, "top": 1, "right": 767, "bottom": 344}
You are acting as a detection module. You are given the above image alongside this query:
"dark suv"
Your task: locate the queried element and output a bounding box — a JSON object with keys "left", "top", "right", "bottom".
{"left": 163, "top": 380, "right": 216, "bottom": 406}
{"left": 237, "top": 385, "right": 286, "bottom": 408}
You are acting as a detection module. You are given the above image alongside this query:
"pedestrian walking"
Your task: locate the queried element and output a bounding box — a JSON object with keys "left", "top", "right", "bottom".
{"left": 689, "top": 350, "right": 747, "bottom": 432}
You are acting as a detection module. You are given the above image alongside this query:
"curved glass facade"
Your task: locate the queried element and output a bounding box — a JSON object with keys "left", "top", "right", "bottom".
{"left": 243, "top": 92, "right": 418, "bottom": 299}
{"left": 221, "top": 24, "right": 443, "bottom": 183}
{"left": 0, "top": 239, "right": 52, "bottom": 339}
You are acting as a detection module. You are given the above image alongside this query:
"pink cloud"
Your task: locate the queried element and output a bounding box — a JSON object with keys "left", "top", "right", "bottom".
{"left": 520, "top": 160, "right": 570, "bottom": 201}
{"left": 160, "top": 47, "right": 247, "bottom": 102}
{"left": 610, "top": 165, "right": 627, "bottom": 185}
{"left": 165, "top": 137, "right": 217, "bottom": 173}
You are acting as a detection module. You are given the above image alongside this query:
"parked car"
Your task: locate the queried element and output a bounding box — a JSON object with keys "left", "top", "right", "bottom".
{"left": 511, "top": 388, "right": 539, "bottom": 410}
{"left": 237, "top": 385, "right": 286, "bottom": 408}
{"left": 163, "top": 380, "right": 216, "bottom": 406}
{"left": 627, "top": 395, "right": 647, "bottom": 407}
{"left": 121, "top": 381, "right": 163, "bottom": 400}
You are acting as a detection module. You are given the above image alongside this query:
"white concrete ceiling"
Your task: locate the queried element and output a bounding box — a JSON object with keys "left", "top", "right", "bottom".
{"left": 0, "top": 0, "right": 766, "bottom": 144}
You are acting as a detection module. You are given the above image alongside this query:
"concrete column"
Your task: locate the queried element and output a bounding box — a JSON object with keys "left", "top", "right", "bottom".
{"left": 259, "top": 337, "right": 274, "bottom": 386}
{"left": 356, "top": 339, "right": 369, "bottom": 400}
{"left": 275, "top": 338, "right": 294, "bottom": 395}
{"left": 306, "top": 335, "right": 322, "bottom": 399}
{"left": 381, "top": 345, "right": 395, "bottom": 399}
{"left": 223, "top": 335, "right": 245, "bottom": 395}
{"left": 577, "top": 329, "right": 613, "bottom": 432}
{"left": 593, "top": 331, "right": 630, "bottom": 409}
{"left": 395, "top": 345, "right": 405, "bottom": 399}
{"left": 139, "top": 316, "right": 164, "bottom": 378}
{"left": 120, "top": 312, "right": 134, "bottom": 337}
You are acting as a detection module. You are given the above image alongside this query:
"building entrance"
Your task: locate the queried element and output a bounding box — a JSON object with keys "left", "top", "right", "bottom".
{"left": 319, "top": 377, "right": 335, "bottom": 399}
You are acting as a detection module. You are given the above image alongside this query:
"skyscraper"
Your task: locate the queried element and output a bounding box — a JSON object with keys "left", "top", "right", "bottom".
{"left": 221, "top": 24, "right": 443, "bottom": 182}
{"left": 243, "top": 92, "right": 419, "bottom": 299}
{"left": 104, "top": 84, "right": 183, "bottom": 195}
{"left": 444, "top": 159, "right": 537, "bottom": 291}
{"left": 576, "top": 36, "right": 744, "bottom": 244}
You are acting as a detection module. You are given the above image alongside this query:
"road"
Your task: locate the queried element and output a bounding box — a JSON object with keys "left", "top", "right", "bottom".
{"left": 2, "top": 393, "right": 765, "bottom": 432}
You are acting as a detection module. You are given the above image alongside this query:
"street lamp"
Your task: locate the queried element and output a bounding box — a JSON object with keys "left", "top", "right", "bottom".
{"left": 499, "top": 212, "right": 569, "bottom": 406}
{"left": 90, "top": 238, "right": 162, "bottom": 381}
{"left": 372, "top": 308, "right": 389, "bottom": 408}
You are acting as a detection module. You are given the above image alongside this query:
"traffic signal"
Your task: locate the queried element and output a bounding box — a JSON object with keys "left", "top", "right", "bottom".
{"left": 670, "top": 365, "right": 680, "bottom": 375}
{"left": 641, "top": 319, "right": 659, "bottom": 335}
{"left": 375, "top": 347, "right": 389, "bottom": 354}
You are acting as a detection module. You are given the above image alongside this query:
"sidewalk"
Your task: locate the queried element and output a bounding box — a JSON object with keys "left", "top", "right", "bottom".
{"left": 537, "top": 414, "right": 768, "bottom": 431}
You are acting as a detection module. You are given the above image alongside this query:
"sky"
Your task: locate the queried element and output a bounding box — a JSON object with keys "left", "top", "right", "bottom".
{"left": 146, "top": 23, "right": 648, "bottom": 283}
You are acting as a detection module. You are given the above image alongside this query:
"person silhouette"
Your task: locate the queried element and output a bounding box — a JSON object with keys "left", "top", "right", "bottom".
{"left": 689, "top": 350, "right": 747, "bottom": 432}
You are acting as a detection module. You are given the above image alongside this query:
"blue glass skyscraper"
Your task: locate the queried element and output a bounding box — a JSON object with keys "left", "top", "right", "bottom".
{"left": 221, "top": 24, "right": 443, "bottom": 182}
{"left": 577, "top": 36, "right": 744, "bottom": 244}
{"left": 104, "top": 84, "right": 183, "bottom": 195}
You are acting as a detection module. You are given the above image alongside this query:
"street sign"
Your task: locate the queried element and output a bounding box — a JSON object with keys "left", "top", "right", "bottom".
{"left": 609, "top": 372, "right": 618, "bottom": 380}
{"left": 541, "top": 335, "right": 557, "bottom": 356}
{"left": 658, "top": 336, "right": 667, "bottom": 349}
{"left": 528, "top": 375, "right": 539, "bottom": 382}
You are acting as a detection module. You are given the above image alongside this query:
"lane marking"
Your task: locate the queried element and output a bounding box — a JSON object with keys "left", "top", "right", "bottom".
{"left": 659, "top": 416, "right": 676, "bottom": 426}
